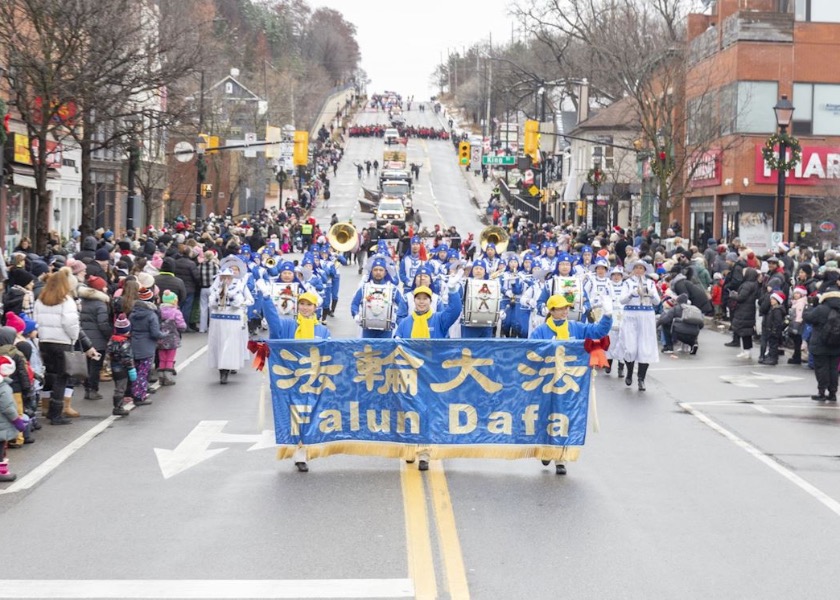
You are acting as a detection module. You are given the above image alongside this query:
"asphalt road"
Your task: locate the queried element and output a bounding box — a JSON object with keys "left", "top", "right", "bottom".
{"left": 2, "top": 103, "right": 840, "bottom": 600}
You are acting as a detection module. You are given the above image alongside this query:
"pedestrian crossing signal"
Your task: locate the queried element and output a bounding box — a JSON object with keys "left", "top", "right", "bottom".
{"left": 459, "top": 141, "right": 470, "bottom": 166}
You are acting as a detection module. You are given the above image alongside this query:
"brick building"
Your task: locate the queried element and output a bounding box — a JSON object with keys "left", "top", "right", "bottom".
{"left": 683, "top": 0, "right": 840, "bottom": 253}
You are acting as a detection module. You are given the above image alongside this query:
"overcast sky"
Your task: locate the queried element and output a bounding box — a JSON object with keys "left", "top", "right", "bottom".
{"left": 308, "top": 0, "right": 520, "bottom": 99}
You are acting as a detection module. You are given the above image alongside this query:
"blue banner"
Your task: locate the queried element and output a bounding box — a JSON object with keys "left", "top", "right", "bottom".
{"left": 268, "top": 339, "right": 593, "bottom": 461}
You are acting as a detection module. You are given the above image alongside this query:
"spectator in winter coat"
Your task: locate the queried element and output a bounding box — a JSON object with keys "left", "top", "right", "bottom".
{"left": 156, "top": 291, "right": 186, "bottom": 386}
{"left": 803, "top": 272, "right": 840, "bottom": 401}
{"left": 730, "top": 267, "right": 760, "bottom": 360}
{"left": 0, "top": 355, "right": 28, "bottom": 482}
{"left": 0, "top": 322, "right": 33, "bottom": 447}
{"left": 174, "top": 245, "right": 200, "bottom": 330}
{"left": 74, "top": 236, "right": 98, "bottom": 263}
{"left": 154, "top": 258, "right": 186, "bottom": 306}
{"left": 78, "top": 276, "right": 112, "bottom": 400}
{"left": 3, "top": 268, "right": 36, "bottom": 319}
{"left": 759, "top": 291, "right": 787, "bottom": 366}
{"left": 129, "top": 287, "right": 161, "bottom": 405}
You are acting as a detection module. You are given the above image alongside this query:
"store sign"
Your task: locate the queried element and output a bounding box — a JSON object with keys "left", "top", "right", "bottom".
{"left": 31, "top": 139, "right": 62, "bottom": 169}
{"left": 755, "top": 144, "right": 840, "bottom": 185}
{"left": 688, "top": 150, "right": 721, "bottom": 187}
{"left": 13, "top": 134, "right": 32, "bottom": 165}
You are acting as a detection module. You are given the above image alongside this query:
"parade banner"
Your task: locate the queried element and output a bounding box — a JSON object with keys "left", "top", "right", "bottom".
{"left": 267, "top": 339, "right": 593, "bottom": 462}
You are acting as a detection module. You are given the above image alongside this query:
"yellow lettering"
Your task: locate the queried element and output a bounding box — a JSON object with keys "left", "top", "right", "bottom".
{"left": 522, "top": 404, "right": 539, "bottom": 436}
{"left": 350, "top": 401, "right": 360, "bottom": 431}
{"left": 449, "top": 404, "right": 477, "bottom": 434}
{"left": 397, "top": 410, "right": 420, "bottom": 434}
{"left": 367, "top": 409, "right": 391, "bottom": 433}
{"left": 290, "top": 404, "right": 311, "bottom": 435}
{"left": 487, "top": 411, "right": 513, "bottom": 435}
{"left": 546, "top": 413, "right": 570, "bottom": 437}
{"left": 318, "top": 409, "right": 343, "bottom": 433}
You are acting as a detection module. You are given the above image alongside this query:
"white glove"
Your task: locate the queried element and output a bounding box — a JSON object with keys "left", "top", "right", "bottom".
{"left": 505, "top": 290, "right": 514, "bottom": 299}
{"left": 354, "top": 313, "right": 362, "bottom": 326}
{"left": 255, "top": 279, "right": 271, "bottom": 297}
{"left": 499, "top": 310, "right": 507, "bottom": 321}
{"left": 539, "top": 306, "right": 548, "bottom": 317}
{"left": 601, "top": 296, "right": 614, "bottom": 316}
{"left": 590, "top": 297, "right": 602, "bottom": 309}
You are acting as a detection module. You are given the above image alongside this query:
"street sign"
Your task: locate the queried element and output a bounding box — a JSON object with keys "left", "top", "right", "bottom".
{"left": 173, "top": 141, "right": 195, "bottom": 163}
{"left": 523, "top": 169, "right": 535, "bottom": 185}
{"left": 482, "top": 155, "right": 516, "bottom": 166}
{"left": 470, "top": 146, "right": 482, "bottom": 169}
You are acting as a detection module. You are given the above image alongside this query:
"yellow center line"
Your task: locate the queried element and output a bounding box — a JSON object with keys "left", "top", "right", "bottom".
{"left": 400, "top": 461, "right": 437, "bottom": 599}
{"left": 428, "top": 461, "right": 470, "bottom": 600}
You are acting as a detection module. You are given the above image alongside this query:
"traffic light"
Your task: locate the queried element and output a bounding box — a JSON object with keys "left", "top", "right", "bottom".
{"left": 201, "top": 183, "right": 213, "bottom": 198}
{"left": 524, "top": 120, "right": 540, "bottom": 163}
{"left": 293, "top": 130, "right": 309, "bottom": 166}
{"left": 576, "top": 200, "right": 585, "bottom": 216}
{"left": 458, "top": 141, "right": 470, "bottom": 166}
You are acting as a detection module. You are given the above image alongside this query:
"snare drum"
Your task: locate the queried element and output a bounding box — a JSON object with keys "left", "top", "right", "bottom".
{"left": 360, "top": 282, "right": 397, "bottom": 330}
{"left": 270, "top": 282, "right": 299, "bottom": 318}
{"left": 463, "top": 278, "right": 500, "bottom": 327}
{"left": 551, "top": 276, "right": 585, "bottom": 321}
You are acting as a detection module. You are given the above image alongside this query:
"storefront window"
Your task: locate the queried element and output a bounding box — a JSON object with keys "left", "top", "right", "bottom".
{"left": 5, "top": 188, "right": 30, "bottom": 257}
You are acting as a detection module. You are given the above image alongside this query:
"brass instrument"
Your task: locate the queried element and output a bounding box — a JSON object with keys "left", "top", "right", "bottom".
{"left": 264, "top": 256, "right": 278, "bottom": 269}
{"left": 479, "top": 226, "right": 509, "bottom": 254}
{"left": 328, "top": 222, "right": 358, "bottom": 253}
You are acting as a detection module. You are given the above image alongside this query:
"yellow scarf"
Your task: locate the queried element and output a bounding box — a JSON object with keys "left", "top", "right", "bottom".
{"left": 295, "top": 314, "right": 317, "bottom": 339}
{"left": 410, "top": 310, "right": 433, "bottom": 338}
{"left": 546, "top": 318, "right": 570, "bottom": 340}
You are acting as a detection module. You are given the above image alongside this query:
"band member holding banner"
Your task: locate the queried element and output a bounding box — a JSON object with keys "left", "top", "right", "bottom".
{"left": 530, "top": 294, "right": 613, "bottom": 474}
{"left": 393, "top": 276, "right": 463, "bottom": 471}
{"left": 208, "top": 257, "right": 254, "bottom": 385}
{"left": 618, "top": 261, "right": 661, "bottom": 391}
{"left": 255, "top": 282, "right": 329, "bottom": 473}
{"left": 351, "top": 257, "right": 402, "bottom": 338}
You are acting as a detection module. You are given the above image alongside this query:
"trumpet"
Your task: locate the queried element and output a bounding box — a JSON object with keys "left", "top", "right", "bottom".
{"left": 264, "top": 256, "right": 278, "bottom": 269}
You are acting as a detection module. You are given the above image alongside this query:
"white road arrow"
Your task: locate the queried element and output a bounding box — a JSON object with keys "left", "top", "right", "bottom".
{"left": 154, "top": 421, "right": 276, "bottom": 479}
{"left": 720, "top": 371, "right": 803, "bottom": 388}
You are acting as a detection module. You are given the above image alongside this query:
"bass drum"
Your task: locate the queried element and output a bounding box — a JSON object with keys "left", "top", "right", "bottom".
{"left": 360, "top": 282, "right": 397, "bottom": 330}
{"left": 270, "top": 282, "right": 299, "bottom": 318}
{"left": 463, "top": 278, "right": 500, "bottom": 327}
{"left": 551, "top": 276, "right": 585, "bottom": 321}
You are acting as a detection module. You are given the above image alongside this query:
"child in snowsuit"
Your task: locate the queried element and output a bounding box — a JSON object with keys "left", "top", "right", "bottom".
{"left": 760, "top": 291, "right": 787, "bottom": 366}
{"left": 107, "top": 314, "right": 136, "bottom": 416}
{"left": 0, "top": 355, "right": 28, "bottom": 482}
{"left": 157, "top": 291, "right": 186, "bottom": 386}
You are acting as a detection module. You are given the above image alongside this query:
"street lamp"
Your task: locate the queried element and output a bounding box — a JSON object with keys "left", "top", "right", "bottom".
{"left": 592, "top": 147, "right": 603, "bottom": 227}
{"left": 773, "top": 94, "right": 795, "bottom": 238}
{"left": 125, "top": 114, "right": 142, "bottom": 232}
{"left": 195, "top": 134, "right": 207, "bottom": 220}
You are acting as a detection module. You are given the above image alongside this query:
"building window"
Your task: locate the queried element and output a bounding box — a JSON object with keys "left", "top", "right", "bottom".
{"left": 736, "top": 82, "right": 778, "bottom": 134}
{"left": 793, "top": 83, "right": 840, "bottom": 135}
{"left": 593, "top": 145, "right": 614, "bottom": 170}
{"left": 792, "top": 82, "right": 813, "bottom": 135}
{"left": 796, "top": 0, "right": 840, "bottom": 22}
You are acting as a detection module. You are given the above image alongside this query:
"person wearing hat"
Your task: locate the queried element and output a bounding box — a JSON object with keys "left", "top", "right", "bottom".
{"left": 198, "top": 250, "right": 220, "bottom": 333}
{"left": 605, "top": 266, "right": 627, "bottom": 376}
{"left": 729, "top": 267, "right": 761, "bottom": 360}
{"left": 530, "top": 294, "right": 613, "bottom": 475}
{"left": 78, "top": 276, "right": 112, "bottom": 401}
{"left": 803, "top": 275, "right": 840, "bottom": 402}
{"left": 208, "top": 265, "right": 254, "bottom": 384}
{"left": 157, "top": 290, "right": 187, "bottom": 387}
{"left": 458, "top": 259, "right": 497, "bottom": 339}
{"left": 759, "top": 291, "right": 787, "bottom": 366}
{"left": 3, "top": 268, "right": 36, "bottom": 319}
{"left": 351, "top": 257, "right": 403, "bottom": 338}
{"left": 107, "top": 314, "right": 135, "bottom": 416}
{"left": 617, "top": 260, "right": 661, "bottom": 391}
{"left": 154, "top": 257, "right": 187, "bottom": 308}
{"left": 0, "top": 322, "right": 33, "bottom": 447}
{"left": 0, "top": 354, "right": 29, "bottom": 482}
{"left": 399, "top": 236, "right": 425, "bottom": 292}
{"left": 254, "top": 282, "right": 329, "bottom": 473}
{"left": 129, "top": 286, "right": 161, "bottom": 405}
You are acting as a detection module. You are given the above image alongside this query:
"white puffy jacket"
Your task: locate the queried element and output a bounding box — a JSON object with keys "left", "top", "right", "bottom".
{"left": 34, "top": 296, "right": 80, "bottom": 345}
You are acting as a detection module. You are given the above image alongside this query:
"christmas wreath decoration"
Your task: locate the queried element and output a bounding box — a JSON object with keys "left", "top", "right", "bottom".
{"left": 586, "top": 166, "right": 604, "bottom": 189}
{"left": 762, "top": 132, "right": 802, "bottom": 172}
{"left": 650, "top": 150, "right": 673, "bottom": 179}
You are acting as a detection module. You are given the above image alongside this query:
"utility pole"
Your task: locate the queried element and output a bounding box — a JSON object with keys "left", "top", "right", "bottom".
{"left": 195, "top": 70, "right": 206, "bottom": 221}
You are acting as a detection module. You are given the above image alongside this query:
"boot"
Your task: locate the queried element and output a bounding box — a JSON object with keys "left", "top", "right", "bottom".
{"left": 148, "top": 368, "right": 159, "bottom": 384}
{"left": 160, "top": 370, "right": 176, "bottom": 386}
{"left": 84, "top": 389, "right": 103, "bottom": 401}
{"left": 219, "top": 369, "right": 229, "bottom": 384}
{"left": 40, "top": 396, "right": 50, "bottom": 416}
{"left": 0, "top": 462, "right": 16, "bottom": 483}
{"left": 617, "top": 363, "right": 625, "bottom": 378}
{"left": 112, "top": 397, "right": 129, "bottom": 416}
{"left": 49, "top": 399, "right": 72, "bottom": 425}
{"left": 62, "top": 397, "right": 80, "bottom": 418}
{"left": 638, "top": 379, "right": 646, "bottom": 392}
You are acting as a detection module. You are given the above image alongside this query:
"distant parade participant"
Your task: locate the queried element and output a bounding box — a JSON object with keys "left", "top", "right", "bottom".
{"left": 605, "top": 266, "right": 626, "bottom": 376}
{"left": 481, "top": 242, "right": 504, "bottom": 274}
{"left": 351, "top": 257, "right": 402, "bottom": 338}
{"left": 539, "top": 241, "right": 559, "bottom": 272}
{"left": 399, "top": 236, "right": 424, "bottom": 292}
{"left": 265, "top": 260, "right": 303, "bottom": 320}
{"left": 429, "top": 244, "right": 450, "bottom": 276}
{"left": 572, "top": 245, "right": 595, "bottom": 277}
{"left": 582, "top": 256, "right": 614, "bottom": 320}
{"left": 393, "top": 277, "right": 463, "bottom": 471}
{"left": 499, "top": 255, "right": 523, "bottom": 338}
{"left": 319, "top": 244, "right": 347, "bottom": 317}
{"left": 255, "top": 283, "right": 329, "bottom": 473}
{"left": 530, "top": 294, "right": 613, "bottom": 474}
{"left": 208, "top": 260, "right": 254, "bottom": 385}
{"left": 399, "top": 265, "right": 443, "bottom": 322}
{"left": 618, "top": 261, "right": 660, "bottom": 391}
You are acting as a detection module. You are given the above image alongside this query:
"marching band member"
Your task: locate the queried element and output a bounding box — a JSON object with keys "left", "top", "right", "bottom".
{"left": 393, "top": 275, "right": 464, "bottom": 471}
{"left": 351, "top": 257, "right": 403, "bottom": 338}
{"left": 572, "top": 245, "right": 595, "bottom": 277}
{"left": 605, "top": 266, "right": 626, "bottom": 376}
{"left": 320, "top": 244, "right": 347, "bottom": 317}
{"left": 481, "top": 242, "right": 503, "bottom": 274}
{"left": 537, "top": 252, "right": 588, "bottom": 322}
{"left": 583, "top": 256, "right": 614, "bottom": 319}
{"left": 618, "top": 261, "right": 661, "bottom": 391}
{"left": 511, "top": 254, "right": 539, "bottom": 338}
{"left": 255, "top": 282, "right": 329, "bottom": 473}
{"left": 499, "top": 255, "right": 522, "bottom": 338}
{"left": 208, "top": 264, "right": 254, "bottom": 385}
{"left": 539, "top": 241, "right": 559, "bottom": 273}
{"left": 429, "top": 244, "right": 450, "bottom": 276}
{"left": 460, "top": 259, "right": 497, "bottom": 339}
{"left": 530, "top": 294, "right": 613, "bottom": 475}
{"left": 399, "top": 236, "right": 424, "bottom": 292}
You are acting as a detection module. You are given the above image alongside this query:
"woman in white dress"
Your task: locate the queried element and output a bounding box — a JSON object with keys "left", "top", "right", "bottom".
{"left": 618, "top": 261, "right": 660, "bottom": 391}
{"left": 605, "top": 266, "right": 626, "bottom": 377}
{"left": 207, "top": 266, "right": 254, "bottom": 384}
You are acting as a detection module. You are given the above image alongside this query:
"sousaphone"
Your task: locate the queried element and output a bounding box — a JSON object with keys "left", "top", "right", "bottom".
{"left": 479, "top": 226, "right": 510, "bottom": 254}
{"left": 328, "top": 222, "right": 358, "bottom": 253}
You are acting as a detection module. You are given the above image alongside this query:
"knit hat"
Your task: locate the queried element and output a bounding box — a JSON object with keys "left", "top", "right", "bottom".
{"left": 88, "top": 276, "right": 107, "bottom": 293}
{"left": 771, "top": 291, "right": 786, "bottom": 305}
{"left": 138, "top": 287, "right": 154, "bottom": 301}
{"left": 136, "top": 272, "right": 155, "bottom": 289}
{"left": 713, "top": 272, "right": 723, "bottom": 280}
{"left": 20, "top": 314, "right": 37, "bottom": 336}
{"left": 114, "top": 313, "right": 131, "bottom": 335}
{"left": 4, "top": 312, "right": 24, "bottom": 334}
{"left": 161, "top": 257, "right": 177, "bottom": 273}
{"left": 725, "top": 252, "right": 738, "bottom": 262}
{"left": 8, "top": 268, "right": 35, "bottom": 288}
{"left": 67, "top": 258, "right": 87, "bottom": 276}
{"left": 793, "top": 286, "right": 807, "bottom": 297}
{"left": 94, "top": 248, "right": 110, "bottom": 262}
{"left": 161, "top": 290, "right": 178, "bottom": 305}
{"left": 151, "top": 254, "right": 164, "bottom": 270}
{"left": 0, "top": 355, "right": 15, "bottom": 378}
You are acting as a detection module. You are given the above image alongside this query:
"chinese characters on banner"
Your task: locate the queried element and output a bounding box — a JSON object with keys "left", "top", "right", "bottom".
{"left": 268, "top": 339, "right": 593, "bottom": 462}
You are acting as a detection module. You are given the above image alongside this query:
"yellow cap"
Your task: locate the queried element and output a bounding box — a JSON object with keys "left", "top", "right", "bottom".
{"left": 413, "top": 286, "right": 433, "bottom": 298}
{"left": 546, "top": 295, "right": 571, "bottom": 310}
{"left": 298, "top": 291, "right": 320, "bottom": 306}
